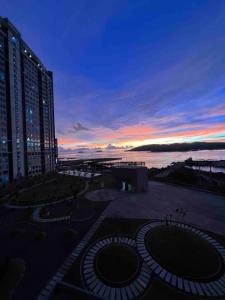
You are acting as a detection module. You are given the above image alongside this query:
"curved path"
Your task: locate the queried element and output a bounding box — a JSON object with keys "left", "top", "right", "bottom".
{"left": 32, "top": 181, "right": 89, "bottom": 223}
{"left": 4, "top": 197, "right": 71, "bottom": 210}
{"left": 32, "top": 207, "right": 71, "bottom": 223}
{"left": 5, "top": 181, "right": 89, "bottom": 209}
{"left": 82, "top": 237, "right": 152, "bottom": 300}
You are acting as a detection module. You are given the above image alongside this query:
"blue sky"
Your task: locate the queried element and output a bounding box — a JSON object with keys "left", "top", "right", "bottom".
{"left": 2, "top": 0, "right": 225, "bottom": 148}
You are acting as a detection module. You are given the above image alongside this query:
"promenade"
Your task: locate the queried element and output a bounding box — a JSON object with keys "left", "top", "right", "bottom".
{"left": 86, "top": 181, "right": 225, "bottom": 236}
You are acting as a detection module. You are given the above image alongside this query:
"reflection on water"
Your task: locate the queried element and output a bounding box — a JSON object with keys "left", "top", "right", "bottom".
{"left": 59, "top": 149, "right": 225, "bottom": 169}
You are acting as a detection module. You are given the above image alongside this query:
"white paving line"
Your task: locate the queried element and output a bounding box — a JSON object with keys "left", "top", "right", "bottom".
{"left": 32, "top": 181, "right": 89, "bottom": 223}
{"left": 36, "top": 207, "right": 105, "bottom": 299}
{"left": 82, "top": 236, "right": 152, "bottom": 300}
{"left": 4, "top": 196, "right": 72, "bottom": 209}
{"left": 32, "top": 207, "right": 71, "bottom": 223}
{"left": 5, "top": 179, "right": 88, "bottom": 210}
{"left": 136, "top": 220, "right": 225, "bottom": 298}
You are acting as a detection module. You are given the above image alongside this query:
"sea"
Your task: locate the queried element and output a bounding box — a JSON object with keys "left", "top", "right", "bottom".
{"left": 59, "top": 149, "right": 225, "bottom": 172}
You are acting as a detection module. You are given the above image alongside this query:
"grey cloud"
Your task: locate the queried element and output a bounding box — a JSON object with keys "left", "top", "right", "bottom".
{"left": 68, "top": 122, "right": 92, "bottom": 133}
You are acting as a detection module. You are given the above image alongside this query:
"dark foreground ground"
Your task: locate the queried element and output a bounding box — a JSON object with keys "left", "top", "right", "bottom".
{"left": 0, "top": 201, "right": 108, "bottom": 300}
{"left": 1, "top": 170, "right": 225, "bottom": 300}
{"left": 55, "top": 218, "right": 225, "bottom": 300}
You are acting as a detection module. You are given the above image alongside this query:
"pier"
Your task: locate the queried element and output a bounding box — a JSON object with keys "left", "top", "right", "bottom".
{"left": 185, "top": 159, "right": 225, "bottom": 168}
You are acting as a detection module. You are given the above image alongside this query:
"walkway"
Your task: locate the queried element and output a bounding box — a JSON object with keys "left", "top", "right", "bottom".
{"left": 32, "top": 207, "right": 70, "bottom": 223}
{"left": 86, "top": 181, "right": 225, "bottom": 236}
{"left": 36, "top": 211, "right": 106, "bottom": 299}
{"left": 4, "top": 197, "right": 71, "bottom": 209}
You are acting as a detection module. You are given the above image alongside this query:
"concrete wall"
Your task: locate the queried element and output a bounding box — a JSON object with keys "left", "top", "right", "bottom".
{"left": 112, "top": 167, "right": 148, "bottom": 192}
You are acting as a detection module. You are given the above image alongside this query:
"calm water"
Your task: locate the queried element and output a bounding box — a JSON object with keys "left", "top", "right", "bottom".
{"left": 59, "top": 149, "right": 225, "bottom": 169}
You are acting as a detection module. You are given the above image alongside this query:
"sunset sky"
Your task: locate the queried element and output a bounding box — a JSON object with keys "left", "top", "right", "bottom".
{"left": 2, "top": 0, "right": 225, "bottom": 149}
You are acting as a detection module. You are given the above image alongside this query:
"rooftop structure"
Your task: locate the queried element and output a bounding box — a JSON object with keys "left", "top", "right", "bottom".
{"left": 112, "top": 166, "right": 148, "bottom": 192}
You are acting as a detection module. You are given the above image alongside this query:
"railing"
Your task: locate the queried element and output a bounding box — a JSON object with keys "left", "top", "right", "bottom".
{"left": 103, "top": 161, "right": 146, "bottom": 167}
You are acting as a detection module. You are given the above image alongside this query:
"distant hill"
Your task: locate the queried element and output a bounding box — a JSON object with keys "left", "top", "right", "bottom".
{"left": 129, "top": 142, "right": 225, "bottom": 152}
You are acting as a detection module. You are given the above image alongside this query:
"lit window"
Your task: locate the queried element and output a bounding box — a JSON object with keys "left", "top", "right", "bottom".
{"left": 11, "top": 36, "right": 17, "bottom": 44}
{"left": 0, "top": 71, "right": 5, "bottom": 82}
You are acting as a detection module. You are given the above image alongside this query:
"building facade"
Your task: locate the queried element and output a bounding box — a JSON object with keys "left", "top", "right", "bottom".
{"left": 112, "top": 166, "right": 148, "bottom": 192}
{"left": 0, "top": 17, "right": 56, "bottom": 185}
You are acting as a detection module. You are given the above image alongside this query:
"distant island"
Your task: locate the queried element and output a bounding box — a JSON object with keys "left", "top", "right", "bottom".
{"left": 129, "top": 142, "right": 225, "bottom": 152}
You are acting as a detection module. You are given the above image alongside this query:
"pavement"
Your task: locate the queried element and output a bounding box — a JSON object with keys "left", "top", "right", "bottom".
{"left": 86, "top": 181, "right": 225, "bottom": 236}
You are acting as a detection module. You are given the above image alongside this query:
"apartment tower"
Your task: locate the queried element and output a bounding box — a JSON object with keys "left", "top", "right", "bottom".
{"left": 0, "top": 17, "right": 56, "bottom": 185}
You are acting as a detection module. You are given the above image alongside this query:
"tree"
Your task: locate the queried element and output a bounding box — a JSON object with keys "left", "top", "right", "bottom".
{"left": 175, "top": 207, "right": 187, "bottom": 222}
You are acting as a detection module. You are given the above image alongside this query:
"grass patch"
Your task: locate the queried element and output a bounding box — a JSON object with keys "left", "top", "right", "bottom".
{"left": 144, "top": 277, "right": 200, "bottom": 300}
{"left": 63, "top": 218, "right": 147, "bottom": 288}
{"left": 95, "top": 244, "right": 140, "bottom": 286}
{"left": 0, "top": 258, "right": 25, "bottom": 300}
{"left": 64, "top": 228, "right": 78, "bottom": 239}
{"left": 161, "top": 167, "right": 225, "bottom": 194}
{"left": 35, "top": 231, "right": 47, "bottom": 241}
{"left": 146, "top": 224, "right": 222, "bottom": 280}
{"left": 12, "top": 174, "right": 84, "bottom": 205}
{"left": 62, "top": 218, "right": 225, "bottom": 300}
{"left": 16, "top": 208, "right": 34, "bottom": 222}
{"left": 10, "top": 228, "right": 26, "bottom": 237}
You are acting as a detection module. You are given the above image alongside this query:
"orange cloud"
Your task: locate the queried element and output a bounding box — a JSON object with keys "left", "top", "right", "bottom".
{"left": 58, "top": 122, "right": 225, "bottom": 149}
{"left": 58, "top": 138, "right": 83, "bottom": 145}
{"left": 119, "top": 125, "right": 155, "bottom": 136}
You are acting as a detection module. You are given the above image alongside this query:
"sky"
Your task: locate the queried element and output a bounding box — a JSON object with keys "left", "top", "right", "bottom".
{"left": 2, "top": 0, "right": 225, "bottom": 149}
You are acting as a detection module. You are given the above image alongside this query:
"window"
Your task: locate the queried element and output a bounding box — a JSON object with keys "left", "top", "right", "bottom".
{"left": 0, "top": 71, "right": 5, "bottom": 82}
{"left": 11, "top": 36, "right": 17, "bottom": 44}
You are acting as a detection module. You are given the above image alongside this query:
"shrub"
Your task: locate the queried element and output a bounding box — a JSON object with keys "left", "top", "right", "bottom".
{"left": 10, "top": 228, "right": 26, "bottom": 237}
{"left": 35, "top": 231, "right": 47, "bottom": 241}
{"left": 64, "top": 228, "right": 78, "bottom": 239}
{"left": 0, "top": 258, "right": 25, "bottom": 300}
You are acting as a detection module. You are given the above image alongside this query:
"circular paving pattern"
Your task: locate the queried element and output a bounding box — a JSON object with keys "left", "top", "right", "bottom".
{"left": 136, "top": 221, "right": 225, "bottom": 298}
{"left": 82, "top": 237, "right": 152, "bottom": 299}
{"left": 145, "top": 224, "right": 221, "bottom": 280}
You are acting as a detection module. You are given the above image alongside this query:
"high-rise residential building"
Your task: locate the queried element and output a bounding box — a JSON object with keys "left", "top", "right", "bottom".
{"left": 0, "top": 17, "right": 56, "bottom": 185}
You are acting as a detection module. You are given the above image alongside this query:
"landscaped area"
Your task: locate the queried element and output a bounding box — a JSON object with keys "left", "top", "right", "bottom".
{"left": 10, "top": 173, "right": 85, "bottom": 205}
{"left": 39, "top": 194, "right": 101, "bottom": 222}
{"left": 146, "top": 224, "right": 222, "bottom": 280}
{"left": 1, "top": 175, "right": 225, "bottom": 300}
{"left": 63, "top": 218, "right": 145, "bottom": 290}
{"left": 0, "top": 173, "right": 110, "bottom": 300}
{"left": 0, "top": 258, "right": 25, "bottom": 300}
{"left": 95, "top": 243, "right": 140, "bottom": 286}
{"left": 59, "top": 218, "right": 225, "bottom": 300}
{"left": 157, "top": 166, "right": 225, "bottom": 194}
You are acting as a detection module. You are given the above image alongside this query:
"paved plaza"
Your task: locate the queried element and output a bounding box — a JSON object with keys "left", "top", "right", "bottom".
{"left": 86, "top": 181, "right": 225, "bottom": 236}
